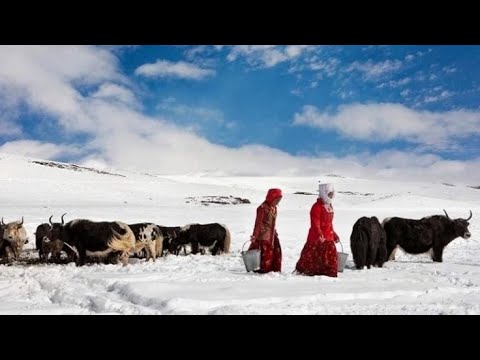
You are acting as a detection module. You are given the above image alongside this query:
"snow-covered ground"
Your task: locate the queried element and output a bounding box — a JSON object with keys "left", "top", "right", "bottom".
{"left": 0, "top": 153, "right": 479, "bottom": 314}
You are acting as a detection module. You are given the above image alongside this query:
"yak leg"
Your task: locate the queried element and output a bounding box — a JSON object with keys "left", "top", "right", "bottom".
{"left": 388, "top": 246, "right": 398, "bottom": 261}
{"left": 191, "top": 241, "right": 199, "bottom": 254}
{"left": 432, "top": 245, "right": 444, "bottom": 262}
{"left": 146, "top": 241, "right": 156, "bottom": 262}
{"left": 76, "top": 245, "right": 86, "bottom": 266}
{"left": 5, "top": 246, "right": 14, "bottom": 262}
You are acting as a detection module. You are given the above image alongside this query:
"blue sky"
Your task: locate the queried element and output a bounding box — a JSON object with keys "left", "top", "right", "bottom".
{"left": 0, "top": 45, "right": 480, "bottom": 183}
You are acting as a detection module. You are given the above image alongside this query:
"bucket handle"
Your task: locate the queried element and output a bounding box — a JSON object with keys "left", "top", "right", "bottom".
{"left": 336, "top": 240, "right": 344, "bottom": 253}
{"left": 242, "top": 240, "right": 252, "bottom": 252}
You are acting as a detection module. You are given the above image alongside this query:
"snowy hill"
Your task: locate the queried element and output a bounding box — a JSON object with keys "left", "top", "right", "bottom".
{"left": 0, "top": 153, "right": 479, "bottom": 314}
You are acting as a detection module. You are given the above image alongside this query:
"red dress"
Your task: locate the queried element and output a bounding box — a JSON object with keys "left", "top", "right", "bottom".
{"left": 248, "top": 190, "right": 282, "bottom": 273}
{"left": 295, "top": 199, "right": 338, "bottom": 277}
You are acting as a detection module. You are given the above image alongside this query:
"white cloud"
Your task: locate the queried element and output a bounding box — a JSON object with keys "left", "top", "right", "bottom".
{"left": 184, "top": 45, "right": 209, "bottom": 58}
{"left": 135, "top": 60, "right": 215, "bottom": 80}
{"left": 377, "top": 77, "right": 411, "bottom": 89}
{"left": 0, "top": 116, "right": 22, "bottom": 137}
{"left": 156, "top": 98, "right": 226, "bottom": 127}
{"left": 293, "top": 103, "right": 480, "bottom": 150}
{"left": 0, "top": 95, "right": 22, "bottom": 136}
{"left": 355, "top": 151, "right": 480, "bottom": 185}
{"left": 346, "top": 59, "right": 402, "bottom": 79}
{"left": 424, "top": 90, "right": 454, "bottom": 103}
{"left": 0, "top": 45, "right": 129, "bottom": 135}
{"left": 285, "top": 45, "right": 313, "bottom": 58}
{"left": 359, "top": 150, "right": 440, "bottom": 168}
{"left": 308, "top": 58, "right": 339, "bottom": 77}
{"left": 362, "top": 46, "right": 373, "bottom": 51}
{"left": 101, "top": 45, "right": 140, "bottom": 54}
{"left": 405, "top": 49, "right": 429, "bottom": 62}
{"left": 183, "top": 46, "right": 225, "bottom": 66}
{"left": 443, "top": 65, "right": 457, "bottom": 74}
{"left": 400, "top": 89, "right": 411, "bottom": 97}
{"left": 291, "top": 89, "right": 302, "bottom": 96}
{"left": 226, "top": 45, "right": 316, "bottom": 68}
{"left": 91, "top": 83, "right": 139, "bottom": 107}
{"left": 0, "top": 45, "right": 125, "bottom": 86}
{"left": 392, "top": 77, "right": 411, "bottom": 86}
{"left": 336, "top": 90, "right": 354, "bottom": 100}
{"left": 0, "top": 140, "right": 82, "bottom": 160}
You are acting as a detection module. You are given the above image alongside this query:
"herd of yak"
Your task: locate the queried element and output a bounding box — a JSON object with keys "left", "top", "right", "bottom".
{"left": 0, "top": 209, "right": 473, "bottom": 269}
{"left": 0, "top": 215, "right": 231, "bottom": 266}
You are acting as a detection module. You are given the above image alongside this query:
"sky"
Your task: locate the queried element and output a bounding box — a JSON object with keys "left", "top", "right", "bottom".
{"left": 1, "top": 45, "right": 480, "bottom": 184}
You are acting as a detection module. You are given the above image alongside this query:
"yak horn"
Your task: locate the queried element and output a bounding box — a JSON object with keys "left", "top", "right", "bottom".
{"left": 466, "top": 210, "right": 473, "bottom": 221}
{"left": 443, "top": 209, "right": 451, "bottom": 220}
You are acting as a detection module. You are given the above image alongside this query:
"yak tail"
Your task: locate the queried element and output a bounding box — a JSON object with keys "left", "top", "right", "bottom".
{"left": 109, "top": 222, "right": 136, "bottom": 253}
{"left": 221, "top": 224, "right": 231, "bottom": 254}
{"left": 155, "top": 226, "right": 164, "bottom": 257}
{"left": 350, "top": 226, "right": 368, "bottom": 270}
{"left": 376, "top": 235, "right": 387, "bottom": 267}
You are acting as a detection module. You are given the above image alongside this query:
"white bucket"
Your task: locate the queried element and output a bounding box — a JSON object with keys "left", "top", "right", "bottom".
{"left": 336, "top": 241, "right": 348, "bottom": 272}
{"left": 241, "top": 241, "right": 261, "bottom": 272}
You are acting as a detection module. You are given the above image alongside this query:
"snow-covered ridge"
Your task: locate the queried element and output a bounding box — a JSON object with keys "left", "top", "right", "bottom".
{"left": 30, "top": 160, "right": 125, "bottom": 177}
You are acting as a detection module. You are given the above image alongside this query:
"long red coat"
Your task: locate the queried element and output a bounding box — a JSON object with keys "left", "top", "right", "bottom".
{"left": 295, "top": 199, "right": 338, "bottom": 277}
{"left": 249, "top": 191, "right": 282, "bottom": 273}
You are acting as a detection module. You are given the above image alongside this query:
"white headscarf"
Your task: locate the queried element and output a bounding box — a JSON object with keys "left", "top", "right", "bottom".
{"left": 318, "top": 183, "right": 335, "bottom": 205}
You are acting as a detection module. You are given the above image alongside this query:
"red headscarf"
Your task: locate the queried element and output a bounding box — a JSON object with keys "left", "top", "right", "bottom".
{"left": 266, "top": 188, "right": 282, "bottom": 204}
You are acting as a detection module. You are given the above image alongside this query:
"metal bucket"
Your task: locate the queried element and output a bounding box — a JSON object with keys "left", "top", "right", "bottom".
{"left": 336, "top": 241, "right": 348, "bottom": 272}
{"left": 241, "top": 241, "right": 261, "bottom": 272}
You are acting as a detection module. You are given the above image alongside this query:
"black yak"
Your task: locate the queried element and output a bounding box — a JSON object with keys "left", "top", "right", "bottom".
{"left": 350, "top": 216, "right": 387, "bottom": 269}
{"left": 51, "top": 219, "right": 136, "bottom": 266}
{"left": 383, "top": 210, "right": 472, "bottom": 262}
{"left": 169, "top": 223, "right": 231, "bottom": 255}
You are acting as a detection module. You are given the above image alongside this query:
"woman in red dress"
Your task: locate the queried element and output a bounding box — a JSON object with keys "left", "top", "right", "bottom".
{"left": 295, "top": 183, "right": 340, "bottom": 277}
{"left": 248, "top": 188, "right": 283, "bottom": 273}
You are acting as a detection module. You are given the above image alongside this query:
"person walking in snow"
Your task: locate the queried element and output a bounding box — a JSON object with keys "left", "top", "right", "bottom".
{"left": 248, "top": 188, "right": 283, "bottom": 273}
{"left": 295, "top": 183, "right": 340, "bottom": 277}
